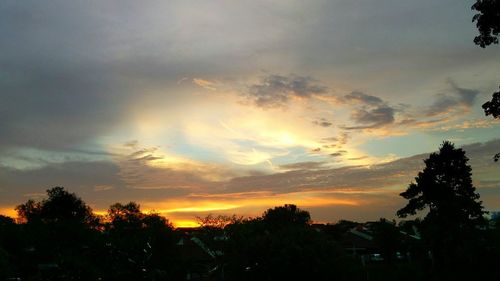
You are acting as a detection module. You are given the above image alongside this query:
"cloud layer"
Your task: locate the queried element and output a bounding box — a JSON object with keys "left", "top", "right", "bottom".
{"left": 1, "top": 1, "right": 500, "bottom": 224}
{"left": 247, "top": 74, "right": 328, "bottom": 108}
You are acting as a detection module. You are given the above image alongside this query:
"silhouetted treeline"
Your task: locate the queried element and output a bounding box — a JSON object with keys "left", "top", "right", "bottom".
{"left": 1, "top": 188, "right": 500, "bottom": 281}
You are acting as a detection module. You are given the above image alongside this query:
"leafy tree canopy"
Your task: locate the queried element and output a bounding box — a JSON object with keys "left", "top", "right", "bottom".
{"left": 482, "top": 87, "right": 500, "bottom": 119}
{"left": 262, "top": 204, "right": 311, "bottom": 228}
{"left": 472, "top": 0, "right": 500, "bottom": 47}
{"left": 15, "top": 186, "right": 95, "bottom": 226}
{"left": 482, "top": 88, "right": 500, "bottom": 162}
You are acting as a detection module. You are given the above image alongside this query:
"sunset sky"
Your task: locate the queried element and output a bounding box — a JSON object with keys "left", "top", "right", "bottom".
{"left": 1, "top": 0, "right": 499, "bottom": 227}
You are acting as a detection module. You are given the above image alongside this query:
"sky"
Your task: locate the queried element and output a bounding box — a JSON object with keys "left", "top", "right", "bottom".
{"left": 1, "top": 0, "right": 499, "bottom": 227}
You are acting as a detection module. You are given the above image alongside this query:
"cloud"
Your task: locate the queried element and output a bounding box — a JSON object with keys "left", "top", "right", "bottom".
{"left": 427, "top": 118, "right": 499, "bottom": 131}
{"left": 1, "top": 139, "right": 499, "bottom": 224}
{"left": 220, "top": 139, "right": 500, "bottom": 195}
{"left": 193, "top": 78, "right": 217, "bottom": 91}
{"left": 330, "top": 150, "right": 347, "bottom": 157}
{"left": 312, "top": 133, "right": 351, "bottom": 153}
{"left": 246, "top": 74, "right": 328, "bottom": 108}
{"left": 343, "top": 91, "right": 384, "bottom": 105}
{"left": 346, "top": 106, "right": 396, "bottom": 129}
{"left": 278, "top": 161, "right": 327, "bottom": 171}
{"left": 321, "top": 132, "right": 350, "bottom": 146}
{"left": 425, "top": 80, "right": 480, "bottom": 117}
{"left": 348, "top": 156, "right": 369, "bottom": 161}
{"left": 0, "top": 160, "right": 125, "bottom": 207}
{"left": 312, "top": 118, "right": 332, "bottom": 127}
{"left": 112, "top": 144, "right": 233, "bottom": 189}
{"left": 340, "top": 92, "right": 396, "bottom": 130}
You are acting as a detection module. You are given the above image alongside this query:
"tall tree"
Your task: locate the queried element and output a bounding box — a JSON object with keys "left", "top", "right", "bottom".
{"left": 15, "top": 187, "right": 100, "bottom": 279}
{"left": 397, "top": 141, "right": 485, "bottom": 226}
{"left": 397, "top": 142, "right": 486, "bottom": 279}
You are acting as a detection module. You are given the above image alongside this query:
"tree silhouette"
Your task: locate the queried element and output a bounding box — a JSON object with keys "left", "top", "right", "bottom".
{"left": 108, "top": 202, "right": 144, "bottom": 231}
{"left": 472, "top": 0, "right": 500, "bottom": 47}
{"left": 223, "top": 205, "right": 346, "bottom": 281}
{"left": 483, "top": 87, "right": 500, "bottom": 119}
{"left": 397, "top": 141, "right": 485, "bottom": 225}
{"left": 482, "top": 87, "right": 500, "bottom": 161}
{"left": 105, "top": 202, "right": 180, "bottom": 280}
{"left": 371, "top": 219, "right": 402, "bottom": 264}
{"left": 16, "top": 186, "right": 96, "bottom": 226}
{"left": 14, "top": 187, "right": 100, "bottom": 279}
{"left": 397, "top": 141, "right": 486, "bottom": 279}
{"left": 471, "top": 1, "right": 500, "bottom": 162}
{"left": 262, "top": 204, "right": 311, "bottom": 228}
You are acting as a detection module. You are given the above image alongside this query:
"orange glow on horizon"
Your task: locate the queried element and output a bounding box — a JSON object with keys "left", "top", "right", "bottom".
{"left": 0, "top": 188, "right": 376, "bottom": 228}
{"left": 0, "top": 207, "right": 17, "bottom": 218}
{"left": 172, "top": 220, "right": 201, "bottom": 228}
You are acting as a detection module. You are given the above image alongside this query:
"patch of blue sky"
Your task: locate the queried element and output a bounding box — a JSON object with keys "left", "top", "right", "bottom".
{"left": 426, "top": 127, "right": 500, "bottom": 147}
{"left": 359, "top": 133, "right": 445, "bottom": 158}
{"left": 172, "top": 141, "right": 228, "bottom": 164}
{"left": 360, "top": 127, "right": 499, "bottom": 159}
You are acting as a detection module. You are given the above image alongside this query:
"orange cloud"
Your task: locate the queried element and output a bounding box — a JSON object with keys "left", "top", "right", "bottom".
{"left": 193, "top": 78, "right": 217, "bottom": 91}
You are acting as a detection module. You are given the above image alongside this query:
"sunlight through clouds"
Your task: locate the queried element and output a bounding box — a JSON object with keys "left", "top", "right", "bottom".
{"left": 1, "top": 0, "right": 500, "bottom": 226}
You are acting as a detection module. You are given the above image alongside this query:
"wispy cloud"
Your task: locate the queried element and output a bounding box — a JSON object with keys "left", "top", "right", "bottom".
{"left": 312, "top": 118, "right": 333, "bottom": 127}
{"left": 425, "top": 80, "right": 480, "bottom": 117}
{"left": 193, "top": 78, "right": 218, "bottom": 91}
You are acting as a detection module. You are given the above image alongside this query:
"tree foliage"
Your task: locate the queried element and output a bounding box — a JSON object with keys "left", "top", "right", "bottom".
{"left": 223, "top": 204, "right": 347, "bottom": 281}
{"left": 397, "top": 142, "right": 489, "bottom": 279}
{"left": 196, "top": 213, "right": 243, "bottom": 229}
{"left": 481, "top": 87, "right": 500, "bottom": 161}
{"left": 482, "top": 87, "right": 500, "bottom": 119}
{"left": 397, "top": 141, "right": 485, "bottom": 227}
{"left": 16, "top": 186, "right": 96, "bottom": 226}
{"left": 262, "top": 204, "right": 311, "bottom": 227}
{"left": 472, "top": 0, "right": 500, "bottom": 48}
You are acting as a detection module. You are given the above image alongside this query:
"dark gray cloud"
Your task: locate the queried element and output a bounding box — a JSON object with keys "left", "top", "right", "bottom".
{"left": 0, "top": 153, "right": 214, "bottom": 211}
{"left": 341, "top": 92, "right": 396, "bottom": 130}
{"left": 0, "top": 160, "right": 125, "bottom": 208}
{"left": 0, "top": 1, "right": 254, "bottom": 153}
{"left": 312, "top": 118, "right": 332, "bottom": 127}
{"left": 343, "top": 91, "right": 383, "bottom": 105}
{"left": 0, "top": 2, "right": 131, "bottom": 152}
{"left": 345, "top": 106, "right": 396, "bottom": 129}
{"left": 426, "top": 80, "right": 480, "bottom": 117}
{"left": 247, "top": 74, "right": 328, "bottom": 108}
